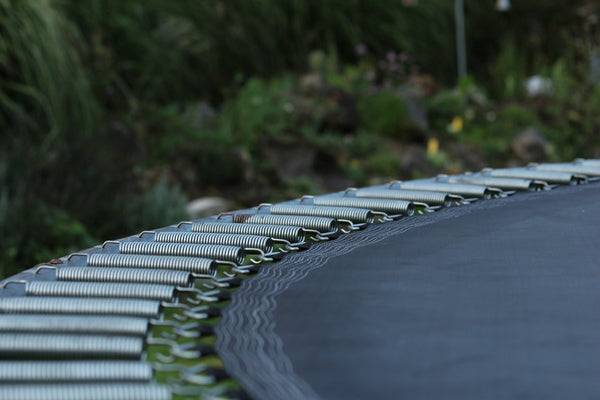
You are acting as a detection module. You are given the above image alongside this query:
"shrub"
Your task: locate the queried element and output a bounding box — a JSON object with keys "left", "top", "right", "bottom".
{"left": 427, "top": 89, "right": 467, "bottom": 132}
{"left": 123, "top": 177, "right": 189, "bottom": 233}
{"left": 359, "top": 91, "right": 412, "bottom": 139}
{"left": 366, "top": 152, "right": 401, "bottom": 177}
{"left": 217, "top": 77, "right": 300, "bottom": 153}
{"left": 0, "top": 194, "right": 97, "bottom": 279}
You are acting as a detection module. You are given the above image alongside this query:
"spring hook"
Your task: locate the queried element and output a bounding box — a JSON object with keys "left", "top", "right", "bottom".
{"left": 1, "top": 279, "right": 27, "bottom": 288}
{"left": 255, "top": 203, "right": 272, "bottom": 210}
{"left": 216, "top": 211, "right": 237, "bottom": 219}
{"left": 179, "top": 365, "right": 230, "bottom": 386}
{"left": 201, "top": 276, "right": 243, "bottom": 289}
{"left": 155, "top": 342, "right": 217, "bottom": 363}
{"left": 150, "top": 362, "right": 230, "bottom": 388}
{"left": 171, "top": 322, "right": 215, "bottom": 339}
{"left": 174, "top": 286, "right": 231, "bottom": 303}
{"left": 160, "top": 370, "right": 232, "bottom": 399}
{"left": 245, "top": 247, "right": 274, "bottom": 264}
{"left": 147, "top": 331, "right": 222, "bottom": 366}
{"left": 180, "top": 305, "right": 221, "bottom": 321}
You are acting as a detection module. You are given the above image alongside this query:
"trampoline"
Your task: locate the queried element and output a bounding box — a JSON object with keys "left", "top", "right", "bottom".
{"left": 217, "top": 182, "right": 600, "bottom": 400}
{"left": 0, "top": 161, "right": 598, "bottom": 400}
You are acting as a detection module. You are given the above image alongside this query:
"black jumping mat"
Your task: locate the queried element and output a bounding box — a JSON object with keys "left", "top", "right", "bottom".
{"left": 216, "top": 183, "right": 600, "bottom": 400}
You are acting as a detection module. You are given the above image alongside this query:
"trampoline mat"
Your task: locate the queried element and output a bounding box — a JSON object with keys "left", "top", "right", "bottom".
{"left": 217, "top": 183, "right": 600, "bottom": 400}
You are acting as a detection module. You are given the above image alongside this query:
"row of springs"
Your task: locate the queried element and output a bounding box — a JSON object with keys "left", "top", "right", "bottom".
{"left": 0, "top": 160, "right": 599, "bottom": 400}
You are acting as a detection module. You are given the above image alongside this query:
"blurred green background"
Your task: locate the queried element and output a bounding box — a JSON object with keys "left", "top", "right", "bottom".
{"left": 1, "top": 0, "right": 599, "bottom": 278}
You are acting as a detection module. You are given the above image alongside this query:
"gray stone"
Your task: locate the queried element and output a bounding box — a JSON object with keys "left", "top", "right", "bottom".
{"left": 398, "top": 85, "right": 429, "bottom": 133}
{"left": 524, "top": 76, "right": 553, "bottom": 97}
{"left": 186, "top": 101, "right": 216, "bottom": 129}
{"left": 186, "top": 197, "right": 232, "bottom": 219}
{"left": 447, "top": 143, "right": 486, "bottom": 171}
{"left": 399, "top": 146, "right": 436, "bottom": 177}
{"left": 511, "top": 128, "right": 548, "bottom": 162}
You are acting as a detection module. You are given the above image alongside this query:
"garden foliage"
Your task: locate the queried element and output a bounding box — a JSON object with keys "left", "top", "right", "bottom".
{"left": 1, "top": 0, "right": 599, "bottom": 277}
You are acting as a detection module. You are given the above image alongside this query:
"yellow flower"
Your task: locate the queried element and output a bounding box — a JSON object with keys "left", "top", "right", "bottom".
{"left": 447, "top": 116, "right": 463, "bottom": 133}
{"left": 427, "top": 138, "right": 439, "bottom": 155}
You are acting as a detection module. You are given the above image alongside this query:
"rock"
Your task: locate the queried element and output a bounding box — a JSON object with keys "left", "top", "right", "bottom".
{"left": 447, "top": 143, "right": 486, "bottom": 171}
{"left": 262, "top": 140, "right": 317, "bottom": 183}
{"left": 320, "top": 87, "right": 360, "bottom": 133}
{"left": 524, "top": 76, "right": 553, "bottom": 97}
{"left": 589, "top": 53, "right": 600, "bottom": 84}
{"left": 360, "top": 88, "right": 427, "bottom": 143}
{"left": 300, "top": 73, "right": 326, "bottom": 93}
{"left": 186, "top": 197, "right": 232, "bottom": 219}
{"left": 232, "top": 148, "right": 256, "bottom": 184}
{"left": 399, "top": 146, "right": 436, "bottom": 177}
{"left": 367, "top": 176, "right": 393, "bottom": 186}
{"left": 398, "top": 85, "right": 429, "bottom": 133}
{"left": 186, "top": 101, "right": 216, "bottom": 129}
{"left": 259, "top": 136, "right": 352, "bottom": 192}
{"left": 408, "top": 74, "right": 440, "bottom": 97}
{"left": 511, "top": 128, "right": 548, "bottom": 162}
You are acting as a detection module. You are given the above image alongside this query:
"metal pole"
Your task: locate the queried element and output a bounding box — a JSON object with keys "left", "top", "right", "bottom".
{"left": 455, "top": 0, "right": 467, "bottom": 80}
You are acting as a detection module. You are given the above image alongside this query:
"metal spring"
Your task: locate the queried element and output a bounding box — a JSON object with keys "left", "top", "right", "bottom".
{"left": 19, "top": 276, "right": 227, "bottom": 306}
{"left": 25, "top": 281, "right": 176, "bottom": 302}
{"left": 87, "top": 254, "right": 216, "bottom": 277}
{"left": 57, "top": 266, "right": 193, "bottom": 287}
{"left": 576, "top": 159, "right": 600, "bottom": 167}
{"left": 354, "top": 188, "right": 462, "bottom": 207}
{"left": 0, "top": 361, "right": 153, "bottom": 383}
{"left": 393, "top": 181, "right": 500, "bottom": 198}
{"left": 0, "top": 315, "right": 150, "bottom": 337}
{"left": 0, "top": 383, "right": 171, "bottom": 400}
{"left": 154, "top": 231, "right": 274, "bottom": 254}
{"left": 118, "top": 241, "right": 246, "bottom": 265}
{"left": 269, "top": 204, "right": 375, "bottom": 224}
{"left": 311, "top": 196, "right": 414, "bottom": 216}
{"left": 191, "top": 222, "right": 306, "bottom": 244}
{"left": 533, "top": 163, "right": 600, "bottom": 177}
{"left": 231, "top": 213, "right": 253, "bottom": 223}
{"left": 0, "top": 333, "right": 143, "bottom": 359}
{"left": 244, "top": 214, "right": 339, "bottom": 234}
{"left": 487, "top": 168, "right": 585, "bottom": 185}
{"left": 445, "top": 175, "right": 543, "bottom": 191}
{"left": 0, "top": 297, "right": 161, "bottom": 318}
